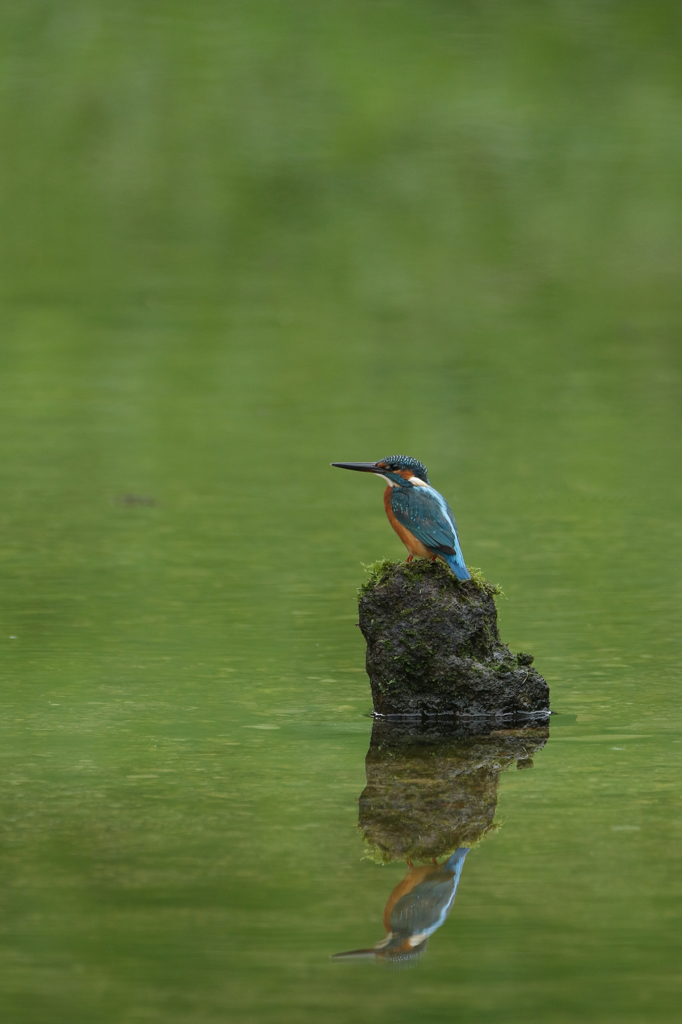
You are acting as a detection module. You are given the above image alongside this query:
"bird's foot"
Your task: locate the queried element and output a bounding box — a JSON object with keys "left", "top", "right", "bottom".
{"left": 406, "top": 555, "right": 413, "bottom": 563}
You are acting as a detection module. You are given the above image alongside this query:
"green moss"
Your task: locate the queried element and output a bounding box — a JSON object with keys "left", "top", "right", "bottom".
{"left": 357, "top": 558, "right": 399, "bottom": 595}
{"left": 358, "top": 557, "right": 503, "bottom": 598}
{"left": 360, "top": 820, "right": 500, "bottom": 865}
{"left": 465, "top": 565, "right": 505, "bottom": 598}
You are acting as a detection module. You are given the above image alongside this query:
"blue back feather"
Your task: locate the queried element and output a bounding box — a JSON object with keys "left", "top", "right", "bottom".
{"left": 390, "top": 484, "right": 470, "bottom": 580}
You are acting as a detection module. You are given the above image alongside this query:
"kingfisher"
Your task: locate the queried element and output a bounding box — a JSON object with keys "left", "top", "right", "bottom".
{"left": 331, "top": 455, "right": 470, "bottom": 581}
{"left": 332, "top": 849, "right": 469, "bottom": 962}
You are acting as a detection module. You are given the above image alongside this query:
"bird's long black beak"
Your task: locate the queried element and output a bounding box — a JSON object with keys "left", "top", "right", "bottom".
{"left": 331, "top": 462, "right": 381, "bottom": 473}
{"left": 330, "top": 948, "right": 380, "bottom": 960}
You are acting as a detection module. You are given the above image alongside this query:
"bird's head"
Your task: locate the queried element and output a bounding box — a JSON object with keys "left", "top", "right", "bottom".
{"left": 331, "top": 455, "right": 430, "bottom": 488}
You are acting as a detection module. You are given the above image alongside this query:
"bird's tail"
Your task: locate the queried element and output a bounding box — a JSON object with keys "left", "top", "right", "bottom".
{"left": 444, "top": 848, "right": 470, "bottom": 874}
{"left": 444, "top": 551, "right": 470, "bottom": 581}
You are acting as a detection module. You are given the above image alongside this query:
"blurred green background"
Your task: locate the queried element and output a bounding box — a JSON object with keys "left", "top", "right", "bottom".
{"left": 0, "top": 1, "right": 681, "bottom": 1022}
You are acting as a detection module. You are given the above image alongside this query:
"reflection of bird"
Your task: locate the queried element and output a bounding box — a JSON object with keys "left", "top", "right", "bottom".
{"left": 332, "top": 849, "right": 469, "bottom": 962}
{"left": 331, "top": 456, "right": 470, "bottom": 580}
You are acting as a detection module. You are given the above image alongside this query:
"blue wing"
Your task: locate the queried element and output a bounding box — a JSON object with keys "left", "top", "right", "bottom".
{"left": 391, "top": 485, "right": 470, "bottom": 580}
{"left": 389, "top": 849, "right": 469, "bottom": 939}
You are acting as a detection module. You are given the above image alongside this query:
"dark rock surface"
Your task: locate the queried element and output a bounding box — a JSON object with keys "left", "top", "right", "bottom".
{"left": 359, "top": 718, "right": 549, "bottom": 862}
{"left": 358, "top": 559, "right": 550, "bottom": 718}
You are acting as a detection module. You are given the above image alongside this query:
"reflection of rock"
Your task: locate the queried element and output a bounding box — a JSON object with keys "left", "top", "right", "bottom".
{"left": 358, "top": 559, "right": 549, "bottom": 717}
{"left": 359, "top": 719, "right": 549, "bottom": 864}
{"left": 333, "top": 720, "right": 548, "bottom": 964}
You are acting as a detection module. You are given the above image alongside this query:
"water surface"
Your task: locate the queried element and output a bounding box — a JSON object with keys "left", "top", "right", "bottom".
{"left": 1, "top": 2, "right": 681, "bottom": 1021}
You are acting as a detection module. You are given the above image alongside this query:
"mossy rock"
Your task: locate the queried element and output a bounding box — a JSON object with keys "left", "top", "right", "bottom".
{"left": 359, "top": 718, "right": 549, "bottom": 863}
{"left": 358, "top": 559, "right": 549, "bottom": 718}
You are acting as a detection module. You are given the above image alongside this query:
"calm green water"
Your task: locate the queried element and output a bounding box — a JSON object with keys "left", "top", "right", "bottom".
{"left": 1, "top": 2, "right": 682, "bottom": 1021}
